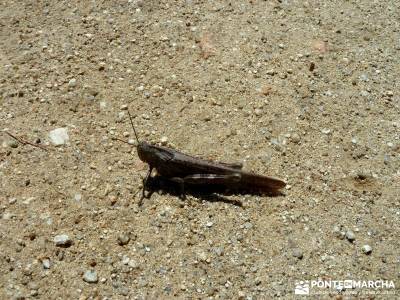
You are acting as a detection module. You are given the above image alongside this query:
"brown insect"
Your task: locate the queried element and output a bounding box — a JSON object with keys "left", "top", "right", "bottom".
{"left": 122, "top": 111, "right": 286, "bottom": 203}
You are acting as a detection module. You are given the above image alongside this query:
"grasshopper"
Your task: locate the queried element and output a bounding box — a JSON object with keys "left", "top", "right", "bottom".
{"left": 123, "top": 111, "right": 286, "bottom": 203}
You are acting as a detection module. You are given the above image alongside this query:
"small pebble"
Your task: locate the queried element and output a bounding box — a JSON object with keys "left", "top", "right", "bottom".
{"left": 243, "top": 222, "right": 253, "bottom": 229}
{"left": 160, "top": 136, "right": 168, "bottom": 145}
{"left": 205, "top": 221, "right": 213, "bottom": 228}
{"left": 270, "top": 138, "right": 283, "bottom": 152}
{"left": 345, "top": 230, "right": 356, "bottom": 242}
{"left": 359, "top": 74, "right": 369, "bottom": 82}
{"left": 7, "top": 139, "right": 19, "bottom": 148}
{"left": 362, "top": 244, "right": 372, "bottom": 255}
{"left": 68, "top": 78, "right": 77, "bottom": 87}
{"left": 54, "top": 234, "right": 72, "bottom": 247}
{"left": 42, "top": 258, "right": 51, "bottom": 269}
{"left": 74, "top": 193, "right": 82, "bottom": 202}
{"left": 254, "top": 108, "right": 262, "bottom": 116}
{"left": 333, "top": 225, "right": 345, "bottom": 240}
{"left": 384, "top": 154, "right": 390, "bottom": 165}
{"left": 122, "top": 255, "right": 130, "bottom": 265}
{"left": 214, "top": 247, "right": 224, "bottom": 256}
{"left": 83, "top": 270, "right": 98, "bottom": 283}
{"left": 119, "top": 287, "right": 130, "bottom": 296}
{"left": 128, "top": 139, "right": 136, "bottom": 145}
{"left": 291, "top": 133, "right": 301, "bottom": 144}
{"left": 48, "top": 128, "right": 69, "bottom": 146}
{"left": 197, "top": 250, "right": 208, "bottom": 262}
{"left": 292, "top": 248, "right": 303, "bottom": 259}
{"left": 117, "top": 233, "right": 130, "bottom": 246}
{"left": 266, "top": 69, "right": 275, "bottom": 75}
{"left": 321, "top": 128, "right": 331, "bottom": 134}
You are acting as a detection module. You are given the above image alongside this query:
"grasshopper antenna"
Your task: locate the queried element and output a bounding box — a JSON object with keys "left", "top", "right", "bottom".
{"left": 127, "top": 110, "right": 140, "bottom": 144}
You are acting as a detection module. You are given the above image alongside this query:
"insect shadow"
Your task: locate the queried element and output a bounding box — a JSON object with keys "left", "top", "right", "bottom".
{"left": 145, "top": 175, "right": 284, "bottom": 207}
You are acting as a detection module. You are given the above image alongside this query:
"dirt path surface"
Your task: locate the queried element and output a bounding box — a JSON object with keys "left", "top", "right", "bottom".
{"left": 1, "top": 1, "right": 399, "bottom": 299}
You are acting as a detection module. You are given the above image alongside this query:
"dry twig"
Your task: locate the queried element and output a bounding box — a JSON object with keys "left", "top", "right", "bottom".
{"left": 4, "top": 131, "right": 50, "bottom": 152}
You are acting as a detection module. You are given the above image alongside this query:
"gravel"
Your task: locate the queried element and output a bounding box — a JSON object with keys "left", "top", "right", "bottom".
{"left": 6, "top": 139, "right": 19, "bottom": 148}
{"left": 345, "top": 230, "right": 356, "bottom": 242}
{"left": 48, "top": 128, "right": 69, "bottom": 146}
{"left": 42, "top": 258, "right": 51, "bottom": 269}
{"left": 292, "top": 248, "right": 304, "bottom": 259}
{"left": 53, "top": 234, "right": 72, "bottom": 247}
{"left": 117, "top": 233, "right": 130, "bottom": 246}
{"left": 74, "top": 193, "right": 82, "bottom": 202}
{"left": 160, "top": 136, "right": 168, "bottom": 146}
{"left": 362, "top": 245, "right": 373, "bottom": 255}
{"left": 290, "top": 133, "right": 301, "bottom": 144}
{"left": 68, "top": 78, "right": 77, "bottom": 88}
{"left": 83, "top": 270, "right": 98, "bottom": 283}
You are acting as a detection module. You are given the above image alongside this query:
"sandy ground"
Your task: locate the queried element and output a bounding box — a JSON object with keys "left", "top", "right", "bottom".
{"left": 0, "top": 1, "right": 399, "bottom": 299}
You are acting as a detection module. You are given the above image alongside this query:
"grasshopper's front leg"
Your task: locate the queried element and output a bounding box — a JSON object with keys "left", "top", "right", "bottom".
{"left": 171, "top": 173, "right": 241, "bottom": 199}
{"left": 139, "top": 166, "right": 153, "bottom": 205}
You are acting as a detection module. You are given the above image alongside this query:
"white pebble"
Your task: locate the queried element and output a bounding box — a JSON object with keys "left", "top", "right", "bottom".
{"left": 128, "top": 139, "right": 137, "bottom": 145}
{"left": 362, "top": 244, "right": 372, "bottom": 255}
{"left": 83, "top": 270, "right": 98, "bottom": 283}
{"left": 254, "top": 108, "right": 262, "bottom": 116}
{"left": 321, "top": 128, "right": 331, "bottom": 134}
{"left": 122, "top": 255, "right": 130, "bottom": 265}
{"left": 48, "top": 128, "right": 69, "bottom": 146}
{"left": 42, "top": 258, "right": 51, "bottom": 269}
{"left": 160, "top": 136, "right": 168, "bottom": 145}
{"left": 68, "top": 78, "right": 77, "bottom": 87}
{"left": 54, "top": 234, "right": 72, "bottom": 247}
{"left": 345, "top": 230, "right": 355, "bottom": 242}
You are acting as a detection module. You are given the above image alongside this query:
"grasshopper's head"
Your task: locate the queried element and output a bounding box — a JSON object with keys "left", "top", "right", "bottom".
{"left": 137, "top": 141, "right": 172, "bottom": 166}
{"left": 136, "top": 141, "right": 156, "bottom": 164}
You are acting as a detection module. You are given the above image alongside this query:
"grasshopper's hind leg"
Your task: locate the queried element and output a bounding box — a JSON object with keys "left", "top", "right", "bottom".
{"left": 170, "top": 177, "right": 186, "bottom": 200}
{"left": 169, "top": 173, "right": 241, "bottom": 200}
{"left": 183, "top": 173, "right": 241, "bottom": 185}
{"left": 218, "top": 162, "right": 243, "bottom": 169}
{"left": 174, "top": 173, "right": 242, "bottom": 197}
